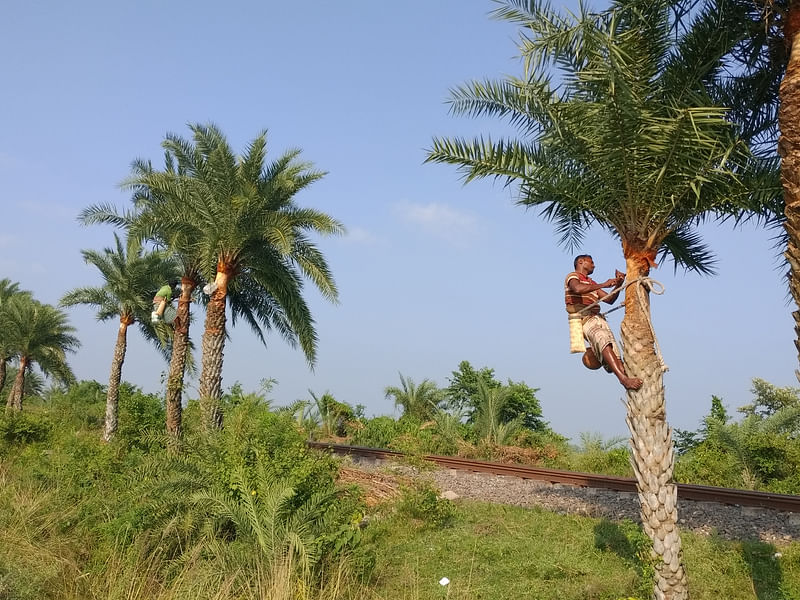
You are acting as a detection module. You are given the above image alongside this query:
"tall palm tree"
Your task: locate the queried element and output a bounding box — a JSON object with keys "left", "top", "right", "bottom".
{"left": 0, "top": 279, "right": 31, "bottom": 392}
{"left": 4, "top": 296, "right": 80, "bottom": 411}
{"left": 61, "top": 233, "right": 178, "bottom": 441}
{"left": 79, "top": 198, "right": 204, "bottom": 443}
{"left": 426, "top": 2, "right": 767, "bottom": 597}
{"left": 0, "top": 366, "right": 45, "bottom": 400}
{"left": 124, "top": 124, "right": 343, "bottom": 430}
{"left": 385, "top": 373, "right": 443, "bottom": 421}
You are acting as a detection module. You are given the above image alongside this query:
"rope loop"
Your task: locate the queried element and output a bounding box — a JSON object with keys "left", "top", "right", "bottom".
{"left": 577, "top": 275, "right": 662, "bottom": 316}
{"left": 576, "top": 275, "right": 668, "bottom": 373}
{"left": 642, "top": 277, "right": 665, "bottom": 296}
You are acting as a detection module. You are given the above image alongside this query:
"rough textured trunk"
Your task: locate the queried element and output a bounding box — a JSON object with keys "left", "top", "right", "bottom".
{"left": 780, "top": 5, "right": 800, "bottom": 381}
{"left": 620, "top": 252, "right": 687, "bottom": 600}
{"left": 198, "top": 267, "right": 230, "bottom": 430}
{"left": 166, "top": 277, "right": 196, "bottom": 445}
{"left": 0, "top": 358, "right": 6, "bottom": 395}
{"left": 103, "top": 317, "right": 131, "bottom": 442}
{"left": 5, "top": 356, "right": 27, "bottom": 411}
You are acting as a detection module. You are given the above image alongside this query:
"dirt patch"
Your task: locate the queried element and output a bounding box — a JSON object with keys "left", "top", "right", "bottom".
{"left": 338, "top": 466, "right": 410, "bottom": 508}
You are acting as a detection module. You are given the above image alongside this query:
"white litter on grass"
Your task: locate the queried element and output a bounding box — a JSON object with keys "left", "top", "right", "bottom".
{"left": 774, "top": 552, "right": 783, "bottom": 559}
{"left": 439, "top": 577, "right": 450, "bottom": 586}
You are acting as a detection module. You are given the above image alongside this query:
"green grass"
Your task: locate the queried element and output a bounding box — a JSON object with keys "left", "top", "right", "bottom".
{"left": 2, "top": 386, "right": 800, "bottom": 600}
{"left": 364, "top": 500, "right": 800, "bottom": 600}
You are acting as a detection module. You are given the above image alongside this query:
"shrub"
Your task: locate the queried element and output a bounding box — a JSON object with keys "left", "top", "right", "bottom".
{"left": 350, "top": 416, "right": 404, "bottom": 449}
{"left": 45, "top": 380, "right": 106, "bottom": 433}
{"left": 571, "top": 446, "right": 633, "bottom": 477}
{"left": 675, "top": 443, "right": 748, "bottom": 489}
{"left": 123, "top": 405, "right": 370, "bottom": 587}
{"left": 0, "top": 411, "right": 52, "bottom": 446}
{"left": 396, "top": 482, "right": 457, "bottom": 529}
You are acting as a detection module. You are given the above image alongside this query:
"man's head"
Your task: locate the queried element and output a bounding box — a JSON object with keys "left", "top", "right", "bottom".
{"left": 574, "top": 254, "right": 594, "bottom": 273}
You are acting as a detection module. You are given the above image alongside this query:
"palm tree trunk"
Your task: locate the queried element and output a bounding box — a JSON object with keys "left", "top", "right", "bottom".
{"left": 620, "top": 253, "right": 687, "bottom": 600}
{"left": 103, "top": 317, "right": 132, "bottom": 442}
{"left": 166, "top": 277, "right": 196, "bottom": 445}
{"left": 780, "top": 6, "right": 800, "bottom": 381}
{"left": 5, "top": 356, "right": 27, "bottom": 412}
{"left": 0, "top": 357, "right": 6, "bottom": 395}
{"left": 198, "top": 267, "right": 230, "bottom": 430}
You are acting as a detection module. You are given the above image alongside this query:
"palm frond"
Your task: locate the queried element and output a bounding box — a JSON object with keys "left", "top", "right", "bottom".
{"left": 658, "top": 226, "right": 716, "bottom": 275}
{"left": 428, "top": 0, "right": 769, "bottom": 275}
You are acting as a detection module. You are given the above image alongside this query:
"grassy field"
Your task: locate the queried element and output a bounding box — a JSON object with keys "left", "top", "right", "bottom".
{"left": 365, "top": 499, "right": 800, "bottom": 600}
{"left": 2, "top": 456, "right": 799, "bottom": 600}
{"left": 2, "top": 389, "right": 799, "bottom": 600}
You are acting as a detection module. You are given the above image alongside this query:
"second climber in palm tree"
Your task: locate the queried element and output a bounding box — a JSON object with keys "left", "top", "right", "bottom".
{"left": 565, "top": 255, "right": 642, "bottom": 390}
{"left": 152, "top": 279, "right": 180, "bottom": 323}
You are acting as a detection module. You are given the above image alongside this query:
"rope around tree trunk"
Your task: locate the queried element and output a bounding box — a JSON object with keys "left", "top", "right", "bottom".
{"left": 578, "top": 276, "right": 668, "bottom": 371}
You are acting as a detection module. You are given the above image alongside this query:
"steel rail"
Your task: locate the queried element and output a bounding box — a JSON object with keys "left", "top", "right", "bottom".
{"left": 308, "top": 441, "right": 800, "bottom": 513}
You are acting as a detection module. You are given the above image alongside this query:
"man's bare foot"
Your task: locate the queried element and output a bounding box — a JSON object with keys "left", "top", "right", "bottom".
{"left": 619, "top": 376, "right": 643, "bottom": 390}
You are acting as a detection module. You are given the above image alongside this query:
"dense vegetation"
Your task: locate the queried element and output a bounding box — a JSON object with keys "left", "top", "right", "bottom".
{"left": 294, "top": 364, "right": 800, "bottom": 496}
{"left": 0, "top": 383, "right": 368, "bottom": 599}
{"left": 2, "top": 381, "right": 799, "bottom": 600}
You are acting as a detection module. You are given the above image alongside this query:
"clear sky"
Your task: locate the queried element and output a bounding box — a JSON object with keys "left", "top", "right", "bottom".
{"left": 1, "top": 1, "right": 795, "bottom": 441}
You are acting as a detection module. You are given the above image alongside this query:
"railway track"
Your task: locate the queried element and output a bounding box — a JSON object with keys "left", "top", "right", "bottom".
{"left": 308, "top": 441, "right": 800, "bottom": 513}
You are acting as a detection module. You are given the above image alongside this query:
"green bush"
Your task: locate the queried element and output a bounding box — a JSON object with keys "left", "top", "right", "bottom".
{"left": 675, "top": 443, "right": 740, "bottom": 488}
{"left": 350, "top": 416, "right": 405, "bottom": 449}
{"left": 0, "top": 381, "right": 376, "bottom": 600}
{"left": 219, "top": 396, "right": 340, "bottom": 499}
{"left": 397, "top": 482, "right": 457, "bottom": 529}
{"left": 571, "top": 446, "right": 633, "bottom": 477}
{"left": 116, "top": 398, "right": 370, "bottom": 585}
{"left": 0, "top": 411, "right": 52, "bottom": 446}
{"left": 46, "top": 380, "right": 106, "bottom": 432}
{"left": 116, "top": 383, "right": 165, "bottom": 450}
{"left": 351, "top": 415, "right": 462, "bottom": 457}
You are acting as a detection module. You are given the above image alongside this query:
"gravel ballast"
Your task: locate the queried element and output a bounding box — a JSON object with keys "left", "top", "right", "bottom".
{"left": 352, "top": 458, "right": 800, "bottom": 545}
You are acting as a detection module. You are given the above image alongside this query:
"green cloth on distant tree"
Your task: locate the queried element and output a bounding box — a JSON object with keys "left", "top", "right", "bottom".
{"left": 155, "top": 284, "right": 172, "bottom": 301}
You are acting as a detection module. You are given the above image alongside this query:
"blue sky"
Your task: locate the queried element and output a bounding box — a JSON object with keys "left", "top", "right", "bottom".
{"left": 1, "top": 1, "right": 794, "bottom": 441}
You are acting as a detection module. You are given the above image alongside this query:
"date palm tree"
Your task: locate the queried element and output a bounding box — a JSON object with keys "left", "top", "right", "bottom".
{"left": 80, "top": 197, "right": 204, "bottom": 443}
{"left": 385, "top": 373, "right": 443, "bottom": 422}
{"left": 0, "top": 279, "right": 31, "bottom": 392}
{"left": 0, "top": 366, "right": 45, "bottom": 400}
{"left": 61, "top": 233, "right": 178, "bottom": 441}
{"left": 426, "top": 1, "right": 770, "bottom": 597}
{"left": 472, "top": 381, "right": 523, "bottom": 446}
{"left": 4, "top": 296, "right": 80, "bottom": 411}
{"left": 125, "top": 124, "right": 343, "bottom": 430}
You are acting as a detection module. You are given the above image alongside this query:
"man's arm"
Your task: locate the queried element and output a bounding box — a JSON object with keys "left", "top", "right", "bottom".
{"left": 568, "top": 277, "right": 617, "bottom": 295}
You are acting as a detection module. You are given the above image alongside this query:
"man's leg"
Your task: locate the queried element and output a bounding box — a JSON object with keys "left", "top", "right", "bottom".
{"left": 600, "top": 344, "right": 642, "bottom": 390}
{"left": 152, "top": 299, "right": 166, "bottom": 322}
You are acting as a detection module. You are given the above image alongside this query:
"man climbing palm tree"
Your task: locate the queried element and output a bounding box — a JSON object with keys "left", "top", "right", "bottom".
{"left": 151, "top": 279, "right": 180, "bottom": 323}
{"left": 425, "top": 2, "right": 772, "bottom": 596}
{"left": 565, "top": 255, "right": 641, "bottom": 390}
